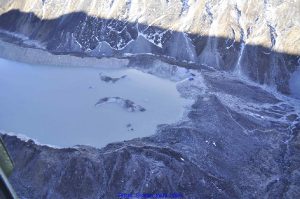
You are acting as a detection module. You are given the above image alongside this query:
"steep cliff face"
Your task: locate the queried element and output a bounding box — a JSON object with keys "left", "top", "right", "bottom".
{"left": 0, "top": 0, "right": 299, "bottom": 94}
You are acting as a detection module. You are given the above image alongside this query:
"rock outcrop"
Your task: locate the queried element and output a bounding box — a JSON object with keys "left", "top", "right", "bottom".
{"left": 95, "top": 97, "right": 146, "bottom": 112}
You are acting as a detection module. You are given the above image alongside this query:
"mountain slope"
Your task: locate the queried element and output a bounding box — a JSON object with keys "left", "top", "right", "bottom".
{"left": 0, "top": 0, "right": 299, "bottom": 93}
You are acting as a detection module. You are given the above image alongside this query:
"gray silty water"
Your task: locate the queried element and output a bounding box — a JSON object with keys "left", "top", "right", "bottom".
{"left": 0, "top": 58, "right": 190, "bottom": 148}
{"left": 289, "top": 66, "right": 300, "bottom": 99}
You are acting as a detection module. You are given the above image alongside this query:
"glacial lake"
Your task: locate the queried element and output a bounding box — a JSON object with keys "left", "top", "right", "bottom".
{"left": 0, "top": 58, "right": 189, "bottom": 148}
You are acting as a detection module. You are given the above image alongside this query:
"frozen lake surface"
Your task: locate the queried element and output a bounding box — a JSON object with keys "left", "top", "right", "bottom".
{"left": 0, "top": 58, "right": 189, "bottom": 148}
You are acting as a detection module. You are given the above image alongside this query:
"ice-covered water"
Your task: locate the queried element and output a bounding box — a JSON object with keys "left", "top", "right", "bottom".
{"left": 0, "top": 58, "right": 190, "bottom": 148}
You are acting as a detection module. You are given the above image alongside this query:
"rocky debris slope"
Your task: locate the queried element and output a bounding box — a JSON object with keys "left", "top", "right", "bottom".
{"left": 2, "top": 68, "right": 300, "bottom": 199}
{"left": 0, "top": 0, "right": 299, "bottom": 94}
